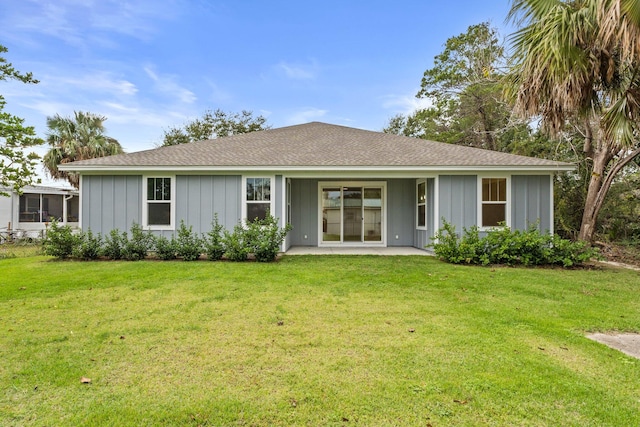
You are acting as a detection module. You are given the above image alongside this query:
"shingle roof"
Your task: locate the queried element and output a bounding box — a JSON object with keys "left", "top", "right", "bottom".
{"left": 62, "top": 122, "right": 572, "bottom": 170}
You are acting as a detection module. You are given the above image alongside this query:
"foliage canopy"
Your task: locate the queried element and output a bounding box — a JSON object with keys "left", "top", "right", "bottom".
{"left": 0, "top": 44, "right": 43, "bottom": 196}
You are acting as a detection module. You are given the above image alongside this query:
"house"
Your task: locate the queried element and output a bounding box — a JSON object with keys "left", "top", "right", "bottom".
{"left": 59, "top": 122, "right": 573, "bottom": 252}
{"left": 0, "top": 185, "right": 79, "bottom": 239}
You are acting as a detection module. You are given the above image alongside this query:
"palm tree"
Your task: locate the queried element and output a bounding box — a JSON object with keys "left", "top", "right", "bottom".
{"left": 506, "top": 0, "right": 640, "bottom": 242}
{"left": 43, "top": 111, "right": 123, "bottom": 188}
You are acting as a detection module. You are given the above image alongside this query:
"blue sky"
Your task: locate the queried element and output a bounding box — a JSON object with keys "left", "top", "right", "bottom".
{"left": 1, "top": 0, "right": 514, "bottom": 184}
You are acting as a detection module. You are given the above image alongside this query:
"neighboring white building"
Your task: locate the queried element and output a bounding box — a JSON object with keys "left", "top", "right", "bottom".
{"left": 0, "top": 185, "right": 79, "bottom": 236}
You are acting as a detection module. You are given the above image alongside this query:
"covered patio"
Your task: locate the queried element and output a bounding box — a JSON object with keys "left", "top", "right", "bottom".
{"left": 284, "top": 246, "right": 431, "bottom": 256}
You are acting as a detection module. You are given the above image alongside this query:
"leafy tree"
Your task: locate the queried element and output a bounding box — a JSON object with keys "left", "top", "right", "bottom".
{"left": 0, "top": 44, "right": 43, "bottom": 196}
{"left": 385, "top": 23, "right": 532, "bottom": 152}
{"left": 43, "top": 111, "right": 123, "bottom": 188}
{"left": 506, "top": 0, "right": 640, "bottom": 242}
{"left": 162, "top": 109, "right": 270, "bottom": 146}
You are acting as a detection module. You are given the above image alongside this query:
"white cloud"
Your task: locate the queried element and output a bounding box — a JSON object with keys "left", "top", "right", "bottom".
{"left": 144, "top": 66, "right": 197, "bottom": 104}
{"left": 55, "top": 73, "right": 138, "bottom": 96}
{"left": 25, "top": 100, "right": 76, "bottom": 118}
{"left": 276, "top": 60, "right": 319, "bottom": 80}
{"left": 1, "top": 0, "right": 181, "bottom": 47}
{"left": 286, "top": 108, "right": 328, "bottom": 124}
{"left": 382, "top": 93, "right": 433, "bottom": 115}
{"left": 99, "top": 101, "right": 190, "bottom": 128}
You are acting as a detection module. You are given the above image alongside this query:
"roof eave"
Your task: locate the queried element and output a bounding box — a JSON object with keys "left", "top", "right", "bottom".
{"left": 59, "top": 164, "right": 576, "bottom": 173}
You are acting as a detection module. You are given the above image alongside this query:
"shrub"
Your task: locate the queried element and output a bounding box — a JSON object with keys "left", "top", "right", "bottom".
{"left": 547, "top": 235, "right": 596, "bottom": 267}
{"left": 223, "top": 224, "right": 250, "bottom": 262}
{"left": 204, "top": 214, "right": 225, "bottom": 261}
{"left": 431, "top": 220, "right": 598, "bottom": 267}
{"left": 245, "top": 214, "right": 293, "bottom": 262}
{"left": 103, "top": 229, "right": 127, "bottom": 260}
{"left": 430, "top": 221, "right": 480, "bottom": 264}
{"left": 121, "top": 222, "right": 153, "bottom": 261}
{"left": 73, "top": 229, "right": 103, "bottom": 260}
{"left": 153, "top": 234, "right": 178, "bottom": 260}
{"left": 43, "top": 220, "right": 78, "bottom": 259}
{"left": 176, "top": 220, "right": 202, "bottom": 261}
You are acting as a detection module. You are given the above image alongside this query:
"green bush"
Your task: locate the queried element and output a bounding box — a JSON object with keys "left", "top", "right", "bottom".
{"left": 431, "top": 221, "right": 598, "bottom": 267}
{"left": 43, "top": 220, "right": 78, "bottom": 259}
{"left": 153, "top": 234, "right": 178, "bottom": 260}
{"left": 121, "top": 222, "right": 153, "bottom": 261}
{"left": 41, "top": 215, "right": 291, "bottom": 263}
{"left": 73, "top": 229, "right": 103, "bottom": 260}
{"left": 204, "top": 214, "right": 225, "bottom": 261}
{"left": 245, "top": 214, "right": 293, "bottom": 262}
{"left": 103, "top": 229, "right": 126, "bottom": 260}
{"left": 176, "top": 220, "right": 202, "bottom": 261}
{"left": 223, "top": 224, "right": 250, "bottom": 262}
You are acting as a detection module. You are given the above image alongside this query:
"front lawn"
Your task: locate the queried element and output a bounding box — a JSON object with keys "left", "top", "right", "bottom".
{"left": 1, "top": 255, "right": 639, "bottom": 426}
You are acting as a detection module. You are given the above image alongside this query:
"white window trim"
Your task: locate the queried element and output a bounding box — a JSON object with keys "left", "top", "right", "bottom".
{"left": 477, "top": 174, "right": 511, "bottom": 230}
{"left": 142, "top": 175, "right": 176, "bottom": 231}
{"left": 416, "top": 179, "right": 427, "bottom": 230}
{"left": 241, "top": 175, "right": 275, "bottom": 223}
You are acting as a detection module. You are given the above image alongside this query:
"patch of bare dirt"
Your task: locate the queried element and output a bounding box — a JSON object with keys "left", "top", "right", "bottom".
{"left": 594, "top": 241, "right": 640, "bottom": 270}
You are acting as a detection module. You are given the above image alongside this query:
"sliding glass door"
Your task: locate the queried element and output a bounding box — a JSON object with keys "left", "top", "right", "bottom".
{"left": 320, "top": 183, "right": 384, "bottom": 244}
{"left": 343, "top": 187, "right": 362, "bottom": 242}
{"left": 363, "top": 188, "right": 382, "bottom": 242}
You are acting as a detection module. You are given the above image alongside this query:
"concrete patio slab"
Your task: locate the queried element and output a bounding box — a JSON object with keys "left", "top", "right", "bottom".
{"left": 587, "top": 333, "right": 640, "bottom": 360}
{"left": 285, "top": 246, "right": 432, "bottom": 256}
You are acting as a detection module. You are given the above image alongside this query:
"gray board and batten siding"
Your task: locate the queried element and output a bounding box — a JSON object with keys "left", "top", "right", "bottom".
{"left": 82, "top": 176, "right": 142, "bottom": 234}
{"left": 81, "top": 173, "right": 553, "bottom": 248}
{"left": 82, "top": 175, "right": 242, "bottom": 237}
{"left": 174, "top": 175, "right": 242, "bottom": 237}
{"left": 438, "top": 175, "right": 478, "bottom": 232}
{"left": 436, "top": 174, "right": 553, "bottom": 237}
{"left": 511, "top": 175, "right": 552, "bottom": 232}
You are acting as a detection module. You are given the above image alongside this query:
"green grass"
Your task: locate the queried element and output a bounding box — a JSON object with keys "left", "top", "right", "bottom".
{"left": 1, "top": 254, "right": 639, "bottom": 426}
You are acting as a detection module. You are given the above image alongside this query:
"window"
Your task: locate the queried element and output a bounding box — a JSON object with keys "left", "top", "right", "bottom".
{"left": 146, "top": 177, "right": 172, "bottom": 227}
{"left": 19, "top": 193, "right": 66, "bottom": 223}
{"left": 66, "top": 196, "right": 79, "bottom": 222}
{"left": 245, "top": 177, "right": 271, "bottom": 222}
{"left": 417, "top": 180, "right": 427, "bottom": 228}
{"left": 481, "top": 178, "right": 507, "bottom": 227}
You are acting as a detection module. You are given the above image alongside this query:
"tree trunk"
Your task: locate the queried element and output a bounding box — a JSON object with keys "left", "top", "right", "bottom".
{"left": 578, "top": 144, "right": 640, "bottom": 242}
{"left": 578, "top": 150, "right": 608, "bottom": 242}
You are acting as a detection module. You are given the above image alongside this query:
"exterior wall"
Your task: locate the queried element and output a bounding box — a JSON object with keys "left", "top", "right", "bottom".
{"left": 289, "top": 178, "right": 319, "bottom": 246}
{"left": 82, "top": 175, "right": 142, "bottom": 233}
{"left": 274, "top": 175, "right": 283, "bottom": 222}
{"left": 438, "top": 175, "right": 477, "bottom": 233}
{"left": 511, "top": 175, "right": 552, "bottom": 232}
{"left": 79, "top": 173, "right": 556, "bottom": 247}
{"left": 0, "top": 194, "right": 12, "bottom": 229}
{"left": 83, "top": 175, "right": 242, "bottom": 236}
{"left": 288, "top": 178, "right": 415, "bottom": 247}
{"left": 175, "top": 175, "right": 241, "bottom": 236}
{"left": 414, "top": 178, "right": 435, "bottom": 250}
{"left": 386, "top": 179, "right": 414, "bottom": 246}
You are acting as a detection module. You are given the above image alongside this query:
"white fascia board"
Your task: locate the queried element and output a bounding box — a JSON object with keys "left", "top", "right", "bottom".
{"left": 61, "top": 164, "right": 576, "bottom": 175}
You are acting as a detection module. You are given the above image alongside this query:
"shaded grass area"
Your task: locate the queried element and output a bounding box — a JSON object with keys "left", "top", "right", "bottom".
{"left": 1, "top": 255, "right": 640, "bottom": 426}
